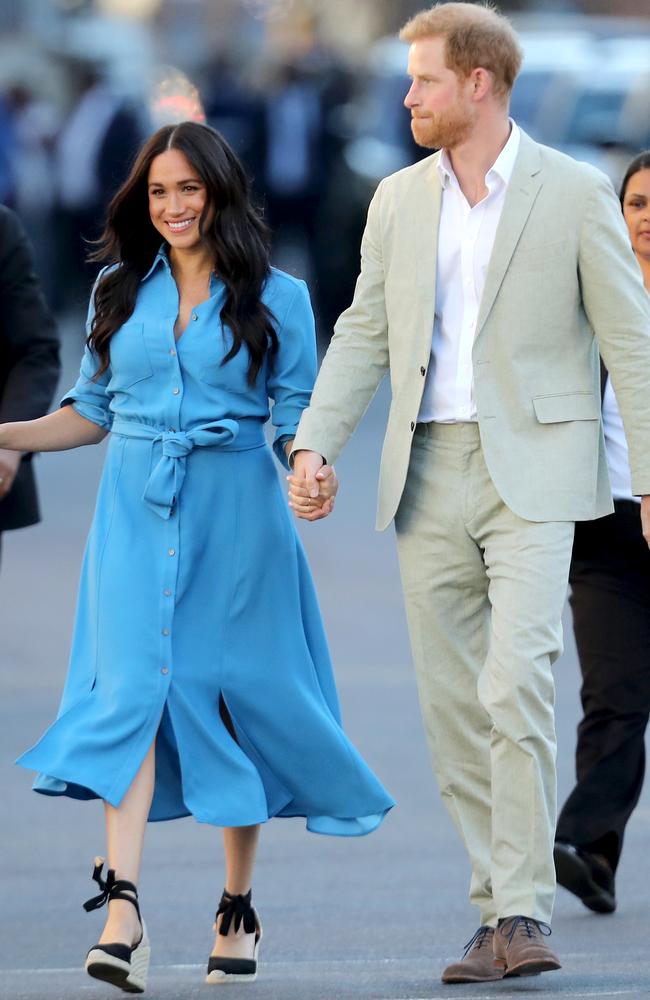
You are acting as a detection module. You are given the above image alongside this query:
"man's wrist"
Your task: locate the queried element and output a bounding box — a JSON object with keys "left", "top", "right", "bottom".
{"left": 290, "top": 448, "right": 326, "bottom": 470}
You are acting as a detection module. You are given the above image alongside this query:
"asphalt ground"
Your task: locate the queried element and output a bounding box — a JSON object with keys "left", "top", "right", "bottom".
{"left": 1, "top": 322, "right": 649, "bottom": 1000}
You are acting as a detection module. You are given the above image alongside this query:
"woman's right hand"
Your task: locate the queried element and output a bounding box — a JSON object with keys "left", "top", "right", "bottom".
{"left": 0, "top": 407, "right": 108, "bottom": 454}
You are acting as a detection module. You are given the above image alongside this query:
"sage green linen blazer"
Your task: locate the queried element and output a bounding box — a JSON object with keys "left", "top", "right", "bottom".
{"left": 293, "top": 131, "right": 650, "bottom": 530}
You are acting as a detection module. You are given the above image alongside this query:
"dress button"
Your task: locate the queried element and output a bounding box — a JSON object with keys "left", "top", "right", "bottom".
{"left": 168, "top": 548, "right": 175, "bottom": 556}
{"left": 163, "top": 588, "right": 172, "bottom": 597}
{"left": 420, "top": 366, "right": 426, "bottom": 376}
{"left": 161, "top": 667, "right": 169, "bottom": 675}
{"left": 192, "top": 313, "right": 198, "bottom": 321}
{"left": 162, "top": 628, "right": 169, "bottom": 636}
{"left": 169, "top": 348, "right": 176, "bottom": 356}
{"left": 410, "top": 421, "right": 415, "bottom": 431}
{"left": 172, "top": 387, "right": 180, "bottom": 395}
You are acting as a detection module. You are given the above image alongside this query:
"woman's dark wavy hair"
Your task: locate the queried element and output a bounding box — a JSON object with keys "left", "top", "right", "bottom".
{"left": 88, "top": 121, "right": 276, "bottom": 385}
{"left": 620, "top": 150, "right": 650, "bottom": 206}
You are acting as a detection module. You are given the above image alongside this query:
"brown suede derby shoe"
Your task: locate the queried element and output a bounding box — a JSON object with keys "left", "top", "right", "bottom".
{"left": 493, "top": 916, "right": 561, "bottom": 978}
{"left": 441, "top": 926, "right": 504, "bottom": 984}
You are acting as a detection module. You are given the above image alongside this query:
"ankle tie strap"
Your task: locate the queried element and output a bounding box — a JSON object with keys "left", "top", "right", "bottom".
{"left": 83, "top": 857, "right": 141, "bottom": 921}
{"left": 216, "top": 889, "right": 256, "bottom": 937}
{"left": 499, "top": 916, "right": 551, "bottom": 946}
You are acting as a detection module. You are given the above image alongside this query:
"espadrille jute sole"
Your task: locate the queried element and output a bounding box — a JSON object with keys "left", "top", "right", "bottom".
{"left": 85, "top": 936, "right": 150, "bottom": 993}
{"left": 205, "top": 969, "right": 258, "bottom": 984}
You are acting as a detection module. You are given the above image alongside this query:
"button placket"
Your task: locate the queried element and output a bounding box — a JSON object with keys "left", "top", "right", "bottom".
{"left": 161, "top": 518, "right": 179, "bottom": 680}
{"left": 162, "top": 329, "right": 182, "bottom": 681}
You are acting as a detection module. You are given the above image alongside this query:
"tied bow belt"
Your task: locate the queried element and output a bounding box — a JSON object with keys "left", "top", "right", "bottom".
{"left": 111, "top": 417, "right": 266, "bottom": 519}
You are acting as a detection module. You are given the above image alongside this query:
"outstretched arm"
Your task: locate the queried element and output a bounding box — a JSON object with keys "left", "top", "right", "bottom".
{"left": 0, "top": 405, "right": 108, "bottom": 454}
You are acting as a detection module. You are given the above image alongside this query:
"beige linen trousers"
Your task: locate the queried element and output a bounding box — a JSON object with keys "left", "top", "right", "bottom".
{"left": 292, "top": 131, "right": 650, "bottom": 923}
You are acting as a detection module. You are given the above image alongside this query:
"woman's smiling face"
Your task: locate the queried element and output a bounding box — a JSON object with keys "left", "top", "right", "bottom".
{"left": 148, "top": 148, "right": 210, "bottom": 250}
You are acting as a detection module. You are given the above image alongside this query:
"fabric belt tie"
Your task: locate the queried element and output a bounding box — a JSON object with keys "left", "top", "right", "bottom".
{"left": 111, "top": 417, "right": 264, "bottom": 519}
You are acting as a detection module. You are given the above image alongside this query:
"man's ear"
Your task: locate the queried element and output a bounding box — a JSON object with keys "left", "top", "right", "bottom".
{"left": 470, "top": 67, "right": 493, "bottom": 101}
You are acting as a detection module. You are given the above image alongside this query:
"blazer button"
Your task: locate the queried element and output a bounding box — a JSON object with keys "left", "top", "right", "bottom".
{"left": 420, "top": 366, "right": 426, "bottom": 376}
{"left": 410, "top": 421, "right": 415, "bottom": 432}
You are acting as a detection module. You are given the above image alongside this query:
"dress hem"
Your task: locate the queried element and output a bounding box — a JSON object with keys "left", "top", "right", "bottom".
{"left": 23, "top": 767, "right": 393, "bottom": 837}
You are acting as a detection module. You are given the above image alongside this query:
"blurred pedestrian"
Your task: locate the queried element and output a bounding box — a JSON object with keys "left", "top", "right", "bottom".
{"left": 263, "top": 61, "right": 324, "bottom": 267}
{"left": 554, "top": 150, "right": 650, "bottom": 914}
{"left": 5, "top": 83, "right": 61, "bottom": 298}
{"left": 52, "top": 60, "right": 145, "bottom": 310}
{"left": 0, "top": 205, "right": 60, "bottom": 566}
{"left": 5, "top": 121, "right": 392, "bottom": 993}
{"left": 289, "top": 2, "right": 650, "bottom": 984}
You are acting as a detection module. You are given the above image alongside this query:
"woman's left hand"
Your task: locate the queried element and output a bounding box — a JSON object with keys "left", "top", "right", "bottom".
{"left": 287, "top": 465, "right": 338, "bottom": 522}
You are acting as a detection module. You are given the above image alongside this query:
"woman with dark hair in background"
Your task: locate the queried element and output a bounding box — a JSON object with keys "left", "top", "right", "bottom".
{"left": 555, "top": 150, "right": 650, "bottom": 914}
{"left": 2, "top": 121, "right": 393, "bottom": 994}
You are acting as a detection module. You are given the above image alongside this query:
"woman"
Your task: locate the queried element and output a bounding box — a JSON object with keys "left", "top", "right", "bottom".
{"left": 554, "top": 151, "right": 650, "bottom": 914}
{"left": 5, "top": 121, "right": 394, "bottom": 993}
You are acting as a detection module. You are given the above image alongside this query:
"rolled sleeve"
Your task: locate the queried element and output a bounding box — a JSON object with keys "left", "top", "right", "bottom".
{"left": 60, "top": 270, "right": 113, "bottom": 430}
{"left": 266, "top": 280, "right": 317, "bottom": 469}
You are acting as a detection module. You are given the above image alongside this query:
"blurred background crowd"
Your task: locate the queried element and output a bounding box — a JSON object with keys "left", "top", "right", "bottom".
{"left": 0, "top": 0, "right": 649, "bottom": 334}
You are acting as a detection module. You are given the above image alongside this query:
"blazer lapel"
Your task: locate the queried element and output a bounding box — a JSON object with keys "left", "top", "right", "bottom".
{"left": 475, "top": 132, "right": 543, "bottom": 338}
{"left": 411, "top": 154, "right": 442, "bottom": 356}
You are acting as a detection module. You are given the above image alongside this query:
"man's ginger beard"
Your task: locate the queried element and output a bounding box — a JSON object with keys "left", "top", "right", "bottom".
{"left": 410, "top": 93, "right": 476, "bottom": 150}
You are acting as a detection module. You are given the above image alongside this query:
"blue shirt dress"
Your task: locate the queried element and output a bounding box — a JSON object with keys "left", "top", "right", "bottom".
{"left": 17, "top": 249, "right": 394, "bottom": 835}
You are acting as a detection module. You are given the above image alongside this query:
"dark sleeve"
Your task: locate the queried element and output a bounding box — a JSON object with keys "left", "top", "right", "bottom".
{"left": 0, "top": 207, "right": 60, "bottom": 423}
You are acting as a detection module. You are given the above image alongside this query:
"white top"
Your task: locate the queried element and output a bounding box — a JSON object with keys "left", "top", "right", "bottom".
{"left": 418, "top": 121, "right": 521, "bottom": 423}
{"left": 602, "top": 376, "right": 640, "bottom": 503}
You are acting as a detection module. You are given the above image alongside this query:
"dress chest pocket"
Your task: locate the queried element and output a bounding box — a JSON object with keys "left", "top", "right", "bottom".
{"left": 200, "top": 332, "right": 251, "bottom": 393}
{"left": 108, "top": 323, "right": 153, "bottom": 391}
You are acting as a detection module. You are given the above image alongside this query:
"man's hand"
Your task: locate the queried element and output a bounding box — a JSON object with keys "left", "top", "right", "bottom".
{"left": 641, "top": 496, "right": 650, "bottom": 548}
{"left": 288, "top": 449, "right": 338, "bottom": 522}
{"left": 0, "top": 448, "right": 21, "bottom": 500}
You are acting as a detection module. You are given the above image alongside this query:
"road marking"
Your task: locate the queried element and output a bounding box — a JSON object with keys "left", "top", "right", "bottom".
{"left": 392, "top": 995, "right": 640, "bottom": 1000}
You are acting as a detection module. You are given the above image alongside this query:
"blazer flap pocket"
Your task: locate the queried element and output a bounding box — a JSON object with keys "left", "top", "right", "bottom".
{"left": 532, "top": 391, "right": 599, "bottom": 424}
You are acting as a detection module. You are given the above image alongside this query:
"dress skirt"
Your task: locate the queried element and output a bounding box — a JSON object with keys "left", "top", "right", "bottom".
{"left": 17, "top": 423, "right": 394, "bottom": 834}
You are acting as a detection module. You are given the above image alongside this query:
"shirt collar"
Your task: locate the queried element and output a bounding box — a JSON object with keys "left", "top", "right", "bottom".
{"left": 140, "top": 245, "right": 220, "bottom": 295}
{"left": 436, "top": 119, "right": 521, "bottom": 191}
{"left": 141, "top": 244, "right": 171, "bottom": 282}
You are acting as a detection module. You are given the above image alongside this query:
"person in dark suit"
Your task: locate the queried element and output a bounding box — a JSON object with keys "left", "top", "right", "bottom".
{"left": 555, "top": 150, "right": 650, "bottom": 913}
{"left": 0, "top": 205, "right": 60, "bottom": 561}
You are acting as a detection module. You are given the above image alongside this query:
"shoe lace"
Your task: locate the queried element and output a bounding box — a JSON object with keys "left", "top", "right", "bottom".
{"left": 462, "top": 925, "right": 493, "bottom": 957}
{"left": 500, "top": 916, "right": 552, "bottom": 947}
{"left": 216, "top": 889, "right": 257, "bottom": 937}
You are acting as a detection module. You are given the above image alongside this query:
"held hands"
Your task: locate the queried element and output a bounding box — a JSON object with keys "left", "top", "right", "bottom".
{"left": 0, "top": 448, "right": 21, "bottom": 500}
{"left": 642, "top": 496, "right": 650, "bottom": 549}
{"left": 287, "top": 449, "right": 338, "bottom": 522}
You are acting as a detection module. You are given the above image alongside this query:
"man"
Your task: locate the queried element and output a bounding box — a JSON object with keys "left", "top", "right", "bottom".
{"left": 288, "top": 1, "right": 650, "bottom": 985}
{"left": 0, "top": 205, "right": 60, "bottom": 563}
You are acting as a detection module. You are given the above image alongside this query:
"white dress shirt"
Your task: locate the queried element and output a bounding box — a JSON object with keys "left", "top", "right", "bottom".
{"left": 602, "top": 377, "right": 640, "bottom": 503}
{"left": 418, "top": 121, "right": 521, "bottom": 423}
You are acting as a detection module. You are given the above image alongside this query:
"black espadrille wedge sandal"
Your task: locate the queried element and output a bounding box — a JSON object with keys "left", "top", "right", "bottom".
{"left": 83, "top": 857, "right": 150, "bottom": 994}
{"left": 206, "top": 889, "right": 262, "bottom": 984}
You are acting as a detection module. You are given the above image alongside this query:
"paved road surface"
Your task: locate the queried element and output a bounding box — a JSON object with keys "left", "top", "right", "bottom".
{"left": 1, "top": 324, "right": 648, "bottom": 999}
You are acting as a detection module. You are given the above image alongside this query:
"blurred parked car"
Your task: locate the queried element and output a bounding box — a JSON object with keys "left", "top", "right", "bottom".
{"left": 510, "top": 30, "right": 596, "bottom": 141}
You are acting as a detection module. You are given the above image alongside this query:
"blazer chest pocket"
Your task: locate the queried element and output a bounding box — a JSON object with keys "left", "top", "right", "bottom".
{"left": 509, "top": 240, "right": 568, "bottom": 273}
{"left": 108, "top": 323, "right": 153, "bottom": 390}
{"left": 532, "top": 391, "right": 599, "bottom": 423}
